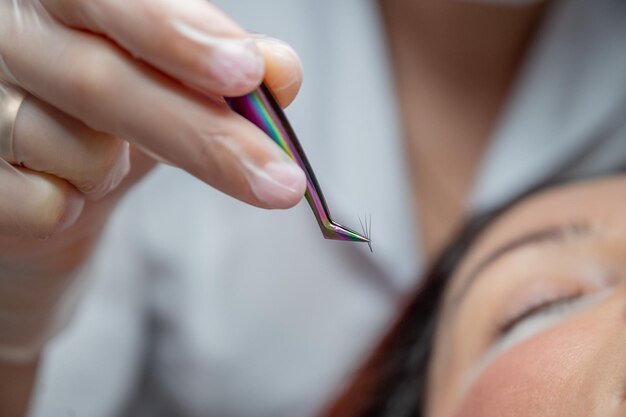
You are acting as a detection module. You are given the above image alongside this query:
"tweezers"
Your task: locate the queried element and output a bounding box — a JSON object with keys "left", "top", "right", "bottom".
{"left": 226, "top": 83, "right": 371, "bottom": 246}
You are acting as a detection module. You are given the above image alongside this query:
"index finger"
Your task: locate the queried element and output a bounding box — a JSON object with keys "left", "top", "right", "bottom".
{"left": 41, "top": 0, "right": 265, "bottom": 97}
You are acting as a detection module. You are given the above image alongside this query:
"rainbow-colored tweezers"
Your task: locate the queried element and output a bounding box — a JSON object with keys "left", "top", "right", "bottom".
{"left": 226, "top": 83, "right": 370, "bottom": 245}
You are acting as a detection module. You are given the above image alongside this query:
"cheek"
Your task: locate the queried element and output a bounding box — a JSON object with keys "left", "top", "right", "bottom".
{"left": 453, "top": 327, "right": 592, "bottom": 417}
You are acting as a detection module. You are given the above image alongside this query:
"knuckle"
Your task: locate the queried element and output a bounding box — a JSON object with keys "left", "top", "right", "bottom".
{"left": 189, "top": 125, "right": 251, "bottom": 188}
{"left": 140, "top": 0, "right": 170, "bottom": 28}
{"left": 48, "top": 0, "right": 77, "bottom": 11}
{"left": 195, "top": 122, "right": 238, "bottom": 163}
{"left": 30, "top": 177, "right": 84, "bottom": 237}
{"left": 68, "top": 43, "right": 116, "bottom": 99}
{"left": 79, "top": 137, "right": 129, "bottom": 196}
{"left": 148, "top": 17, "right": 209, "bottom": 81}
{"left": 41, "top": 0, "right": 75, "bottom": 10}
{"left": 194, "top": 131, "right": 226, "bottom": 177}
{"left": 166, "top": 32, "right": 205, "bottom": 75}
{"left": 140, "top": 1, "right": 187, "bottom": 50}
{"left": 40, "top": 0, "right": 91, "bottom": 25}
{"left": 91, "top": 137, "right": 127, "bottom": 178}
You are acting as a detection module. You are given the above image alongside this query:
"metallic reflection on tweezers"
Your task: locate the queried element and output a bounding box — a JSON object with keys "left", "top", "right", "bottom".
{"left": 226, "top": 83, "right": 371, "bottom": 249}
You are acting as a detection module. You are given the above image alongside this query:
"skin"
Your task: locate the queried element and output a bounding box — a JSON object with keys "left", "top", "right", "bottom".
{"left": 427, "top": 175, "right": 626, "bottom": 417}
{"left": 0, "top": 360, "right": 39, "bottom": 417}
{"left": 380, "top": 0, "right": 549, "bottom": 261}
{"left": 0, "top": 1, "right": 557, "bottom": 415}
{"left": 0, "top": 2, "right": 304, "bottom": 415}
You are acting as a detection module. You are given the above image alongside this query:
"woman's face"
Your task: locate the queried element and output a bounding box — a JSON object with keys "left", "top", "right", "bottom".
{"left": 427, "top": 175, "right": 626, "bottom": 417}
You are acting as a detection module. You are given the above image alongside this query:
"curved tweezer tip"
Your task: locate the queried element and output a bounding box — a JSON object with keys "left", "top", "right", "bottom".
{"left": 326, "top": 221, "right": 370, "bottom": 244}
{"left": 331, "top": 222, "right": 372, "bottom": 252}
{"left": 225, "top": 83, "right": 372, "bottom": 250}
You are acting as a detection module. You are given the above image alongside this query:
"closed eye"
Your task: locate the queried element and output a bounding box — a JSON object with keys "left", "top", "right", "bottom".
{"left": 497, "top": 291, "right": 584, "bottom": 337}
{"left": 490, "top": 289, "right": 614, "bottom": 356}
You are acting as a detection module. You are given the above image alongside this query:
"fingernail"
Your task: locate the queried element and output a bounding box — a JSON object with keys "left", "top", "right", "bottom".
{"left": 249, "top": 161, "right": 306, "bottom": 208}
{"left": 255, "top": 36, "right": 302, "bottom": 65}
{"left": 210, "top": 39, "right": 264, "bottom": 89}
{"left": 254, "top": 36, "right": 303, "bottom": 93}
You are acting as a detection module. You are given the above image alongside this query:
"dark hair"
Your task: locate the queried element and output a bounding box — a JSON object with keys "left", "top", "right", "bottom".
{"left": 322, "top": 172, "right": 622, "bottom": 417}
{"left": 322, "top": 166, "right": 626, "bottom": 417}
{"left": 323, "top": 211, "right": 497, "bottom": 417}
{"left": 325, "top": 165, "right": 603, "bottom": 417}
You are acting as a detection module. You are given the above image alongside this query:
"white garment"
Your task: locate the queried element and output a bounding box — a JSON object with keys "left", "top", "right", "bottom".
{"left": 29, "top": 0, "right": 626, "bottom": 416}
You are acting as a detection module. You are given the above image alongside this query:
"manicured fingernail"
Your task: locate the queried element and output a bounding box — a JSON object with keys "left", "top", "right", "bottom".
{"left": 249, "top": 161, "right": 306, "bottom": 208}
{"left": 210, "top": 39, "right": 264, "bottom": 89}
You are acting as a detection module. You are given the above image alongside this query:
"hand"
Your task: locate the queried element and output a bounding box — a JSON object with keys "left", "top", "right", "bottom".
{"left": 0, "top": 0, "right": 306, "bottom": 209}
{"left": 0, "top": 0, "right": 305, "bottom": 362}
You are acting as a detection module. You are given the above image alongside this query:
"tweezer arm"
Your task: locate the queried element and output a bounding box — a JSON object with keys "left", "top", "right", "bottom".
{"left": 225, "top": 83, "right": 368, "bottom": 243}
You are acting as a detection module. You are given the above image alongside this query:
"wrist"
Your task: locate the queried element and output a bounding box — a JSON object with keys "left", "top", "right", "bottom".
{"left": 0, "top": 265, "right": 87, "bottom": 363}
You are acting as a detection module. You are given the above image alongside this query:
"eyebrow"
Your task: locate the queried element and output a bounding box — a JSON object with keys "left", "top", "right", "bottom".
{"left": 449, "top": 222, "right": 590, "bottom": 306}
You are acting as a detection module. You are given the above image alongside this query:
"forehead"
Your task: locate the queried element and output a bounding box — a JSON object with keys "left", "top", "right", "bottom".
{"left": 446, "top": 175, "right": 626, "bottom": 299}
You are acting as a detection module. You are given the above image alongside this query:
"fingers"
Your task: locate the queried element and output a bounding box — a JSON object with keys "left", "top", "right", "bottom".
{"left": 256, "top": 37, "right": 303, "bottom": 108}
{"left": 0, "top": 15, "right": 306, "bottom": 209}
{"left": 38, "top": 0, "right": 303, "bottom": 105}
{"left": 8, "top": 96, "right": 130, "bottom": 200}
{"left": 40, "top": 0, "right": 264, "bottom": 97}
{"left": 0, "top": 164, "right": 84, "bottom": 238}
{"left": 0, "top": 81, "right": 130, "bottom": 238}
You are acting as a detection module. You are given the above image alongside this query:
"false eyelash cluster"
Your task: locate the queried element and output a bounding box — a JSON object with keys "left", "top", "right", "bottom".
{"left": 359, "top": 214, "right": 373, "bottom": 252}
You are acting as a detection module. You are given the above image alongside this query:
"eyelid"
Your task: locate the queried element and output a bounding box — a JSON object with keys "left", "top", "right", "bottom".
{"left": 490, "top": 267, "right": 620, "bottom": 341}
{"left": 460, "top": 285, "right": 615, "bottom": 395}
{"left": 489, "top": 288, "right": 614, "bottom": 356}
{"left": 495, "top": 290, "right": 584, "bottom": 337}
{"left": 451, "top": 220, "right": 593, "bottom": 309}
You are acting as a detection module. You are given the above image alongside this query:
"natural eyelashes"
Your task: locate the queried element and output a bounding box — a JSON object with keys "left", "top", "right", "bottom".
{"left": 495, "top": 271, "right": 623, "bottom": 340}
{"left": 495, "top": 290, "right": 585, "bottom": 337}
